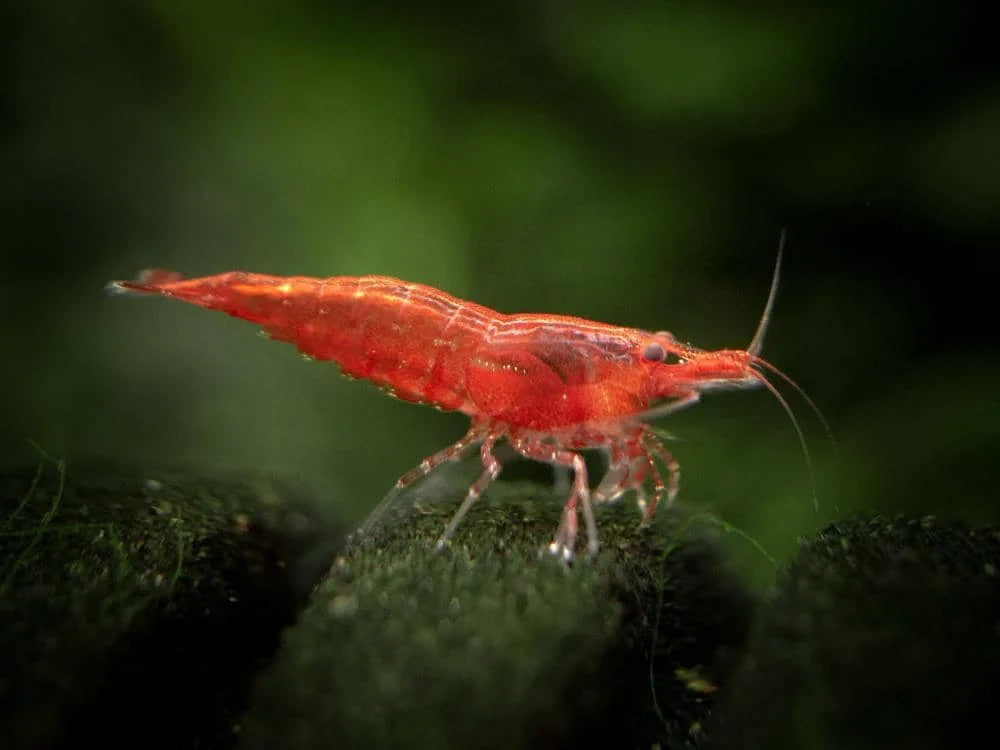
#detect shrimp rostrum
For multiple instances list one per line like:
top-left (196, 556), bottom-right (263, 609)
top-left (108, 244), bottom-right (822, 560)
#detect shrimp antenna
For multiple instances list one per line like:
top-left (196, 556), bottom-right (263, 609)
top-left (747, 229), bottom-right (785, 357)
top-left (752, 370), bottom-right (820, 510)
top-left (752, 356), bottom-right (838, 450)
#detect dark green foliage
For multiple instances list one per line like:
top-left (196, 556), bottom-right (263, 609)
top-left (708, 515), bottom-right (1000, 749)
top-left (0, 455), bottom-right (343, 749)
top-left (239, 483), bottom-right (755, 750)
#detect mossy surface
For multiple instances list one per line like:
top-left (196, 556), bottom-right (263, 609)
top-left (239, 483), bottom-right (755, 750)
top-left (708, 515), bottom-right (1000, 749)
top-left (0, 454), bottom-right (344, 750)
top-left (12, 453), bottom-right (994, 749)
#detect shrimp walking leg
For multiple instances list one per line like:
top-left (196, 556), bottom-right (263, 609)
top-left (590, 428), bottom-right (657, 512)
top-left (641, 430), bottom-right (679, 524)
top-left (435, 433), bottom-right (503, 550)
top-left (592, 459), bottom-right (630, 504)
top-left (395, 424), bottom-right (486, 489)
top-left (355, 425), bottom-right (487, 540)
top-left (511, 436), bottom-right (595, 560)
top-left (594, 436), bottom-right (650, 502)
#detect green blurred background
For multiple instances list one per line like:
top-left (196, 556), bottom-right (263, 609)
top-left (2, 1), bottom-right (997, 582)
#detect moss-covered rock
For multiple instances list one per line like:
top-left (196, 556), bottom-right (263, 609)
top-left (240, 483), bottom-right (755, 750)
top-left (708, 515), bottom-right (1000, 749)
top-left (0, 454), bottom-right (343, 750)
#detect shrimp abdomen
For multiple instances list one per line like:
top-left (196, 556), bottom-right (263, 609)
top-left (109, 272), bottom-right (498, 412)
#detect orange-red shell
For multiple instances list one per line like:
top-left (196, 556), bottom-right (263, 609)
top-left (113, 272), bottom-right (674, 433)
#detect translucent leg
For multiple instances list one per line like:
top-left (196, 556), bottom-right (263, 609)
top-left (395, 424), bottom-right (485, 489)
top-left (435, 433), bottom-right (502, 550)
top-left (593, 428), bottom-right (652, 508)
top-left (593, 458), bottom-right (629, 503)
top-left (511, 436), bottom-right (595, 560)
top-left (591, 426), bottom-right (679, 524)
top-left (354, 424), bottom-right (484, 541)
top-left (641, 429), bottom-right (679, 524)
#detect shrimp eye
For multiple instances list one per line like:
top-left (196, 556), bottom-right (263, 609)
top-left (642, 342), bottom-right (666, 362)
